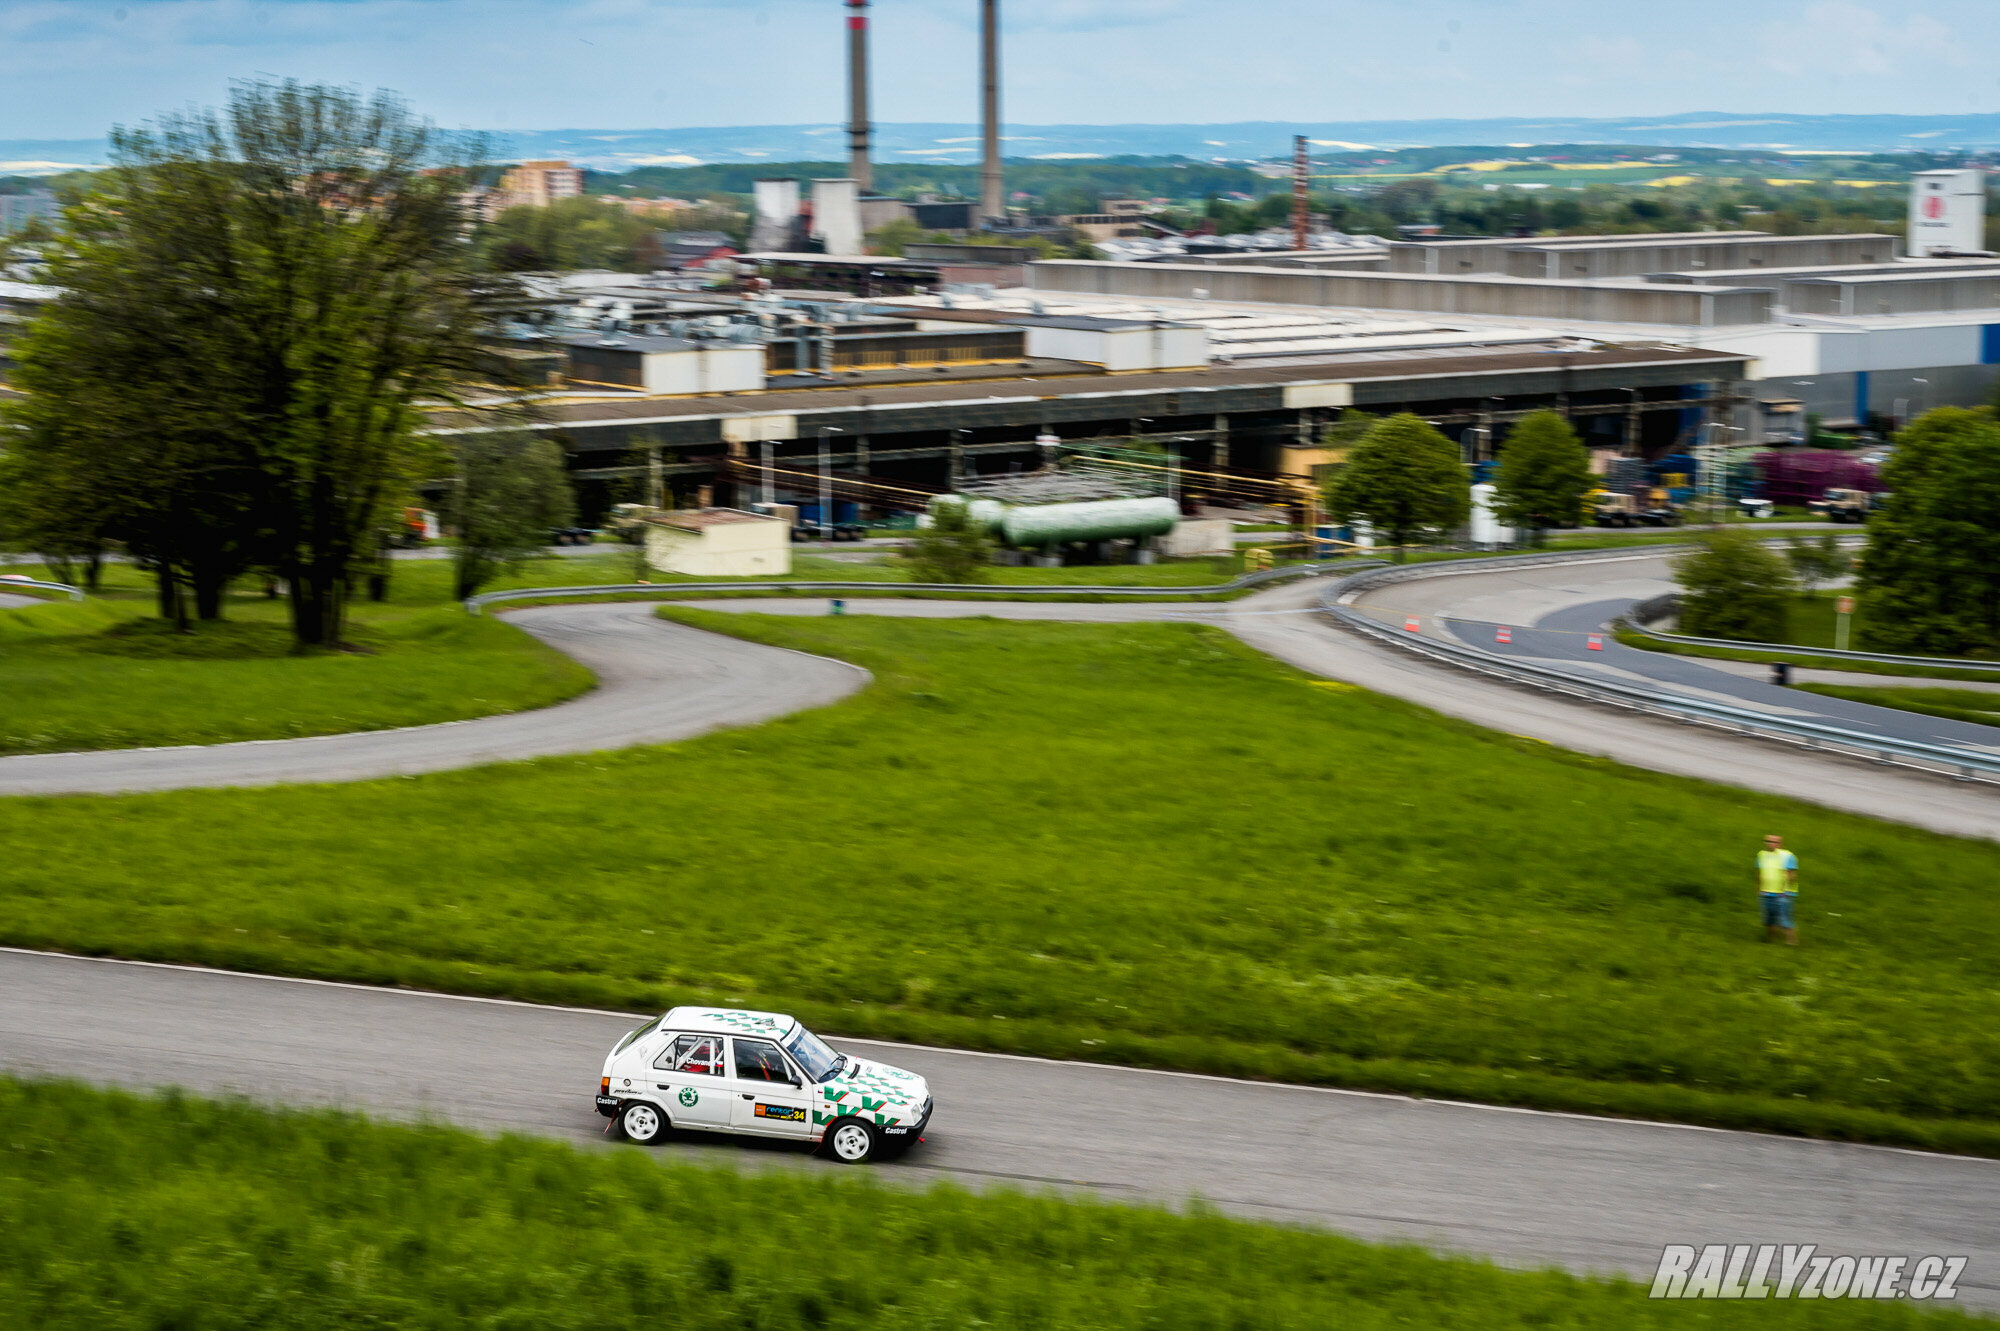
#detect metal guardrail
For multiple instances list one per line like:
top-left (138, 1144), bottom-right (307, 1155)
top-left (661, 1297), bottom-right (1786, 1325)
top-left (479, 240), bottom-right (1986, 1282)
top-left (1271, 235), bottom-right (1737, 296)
top-left (1619, 612), bottom-right (2000, 675)
top-left (464, 558), bottom-right (1369, 615)
top-left (1319, 555), bottom-right (2000, 786)
top-left (0, 578), bottom-right (85, 602)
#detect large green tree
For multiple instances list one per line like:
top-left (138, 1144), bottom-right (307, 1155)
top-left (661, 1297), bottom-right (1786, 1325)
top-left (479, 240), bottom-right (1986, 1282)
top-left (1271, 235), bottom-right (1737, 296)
top-left (1673, 527), bottom-right (1796, 641)
top-left (1856, 406), bottom-right (2000, 656)
top-left (445, 430), bottom-right (577, 601)
top-left (480, 196), bottom-right (659, 272)
top-left (1322, 413), bottom-right (1469, 561)
top-left (1490, 410), bottom-right (1592, 546)
top-left (9, 81), bottom-right (514, 647)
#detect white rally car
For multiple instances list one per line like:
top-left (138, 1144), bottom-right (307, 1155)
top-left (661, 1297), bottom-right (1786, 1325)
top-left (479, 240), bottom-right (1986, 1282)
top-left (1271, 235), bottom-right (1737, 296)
top-left (595, 1006), bottom-right (933, 1164)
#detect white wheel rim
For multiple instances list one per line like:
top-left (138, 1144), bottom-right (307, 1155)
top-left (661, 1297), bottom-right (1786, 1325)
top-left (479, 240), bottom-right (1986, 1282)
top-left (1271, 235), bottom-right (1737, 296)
top-left (833, 1123), bottom-right (871, 1160)
top-left (624, 1105), bottom-right (661, 1141)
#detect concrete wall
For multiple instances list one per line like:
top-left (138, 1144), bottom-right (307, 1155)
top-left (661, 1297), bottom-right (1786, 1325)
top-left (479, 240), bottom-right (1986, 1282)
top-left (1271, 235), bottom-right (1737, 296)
top-left (1505, 235), bottom-right (1897, 281)
top-left (1021, 323), bottom-right (1209, 370)
top-left (644, 514), bottom-right (791, 577)
top-left (1159, 519), bottom-right (1233, 557)
top-left (640, 345), bottom-right (766, 394)
top-left (1388, 231), bottom-right (1765, 275)
top-left (1028, 260), bottom-right (1773, 326)
top-left (1784, 273), bottom-right (2000, 317)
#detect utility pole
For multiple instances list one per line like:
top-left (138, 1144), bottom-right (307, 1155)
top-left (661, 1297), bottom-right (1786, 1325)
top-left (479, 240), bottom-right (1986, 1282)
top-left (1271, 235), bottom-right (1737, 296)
top-left (980, 0), bottom-right (1004, 226)
top-left (763, 440), bottom-right (775, 508)
top-left (1291, 134), bottom-right (1310, 252)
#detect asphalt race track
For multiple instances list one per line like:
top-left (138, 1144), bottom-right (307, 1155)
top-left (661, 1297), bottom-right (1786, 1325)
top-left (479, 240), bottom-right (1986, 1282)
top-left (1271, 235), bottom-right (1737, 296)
top-left (5, 947), bottom-right (1996, 1306)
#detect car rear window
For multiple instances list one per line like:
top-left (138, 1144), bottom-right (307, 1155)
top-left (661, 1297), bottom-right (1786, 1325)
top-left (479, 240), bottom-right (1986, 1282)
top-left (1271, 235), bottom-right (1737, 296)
top-left (614, 1015), bottom-right (663, 1054)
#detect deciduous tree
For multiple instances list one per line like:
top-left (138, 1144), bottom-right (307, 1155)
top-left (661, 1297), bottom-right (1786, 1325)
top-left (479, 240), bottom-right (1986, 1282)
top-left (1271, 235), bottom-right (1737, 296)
top-left (1673, 527), bottom-right (1796, 641)
top-left (1322, 413), bottom-right (1469, 562)
top-left (445, 430), bottom-right (576, 601)
top-left (10, 80), bottom-right (515, 647)
top-left (1490, 410), bottom-right (1592, 547)
top-left (1856, 407), bottom-right (2000, 655)
top-left (904, 501), bottom-right (991, 583)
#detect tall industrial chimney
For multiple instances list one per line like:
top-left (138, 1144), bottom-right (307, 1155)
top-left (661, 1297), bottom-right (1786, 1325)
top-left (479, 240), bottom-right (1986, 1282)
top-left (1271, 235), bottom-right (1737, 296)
top-left (1291, 135), bottom-right (1310, 252)
top-left (980, 0), bottom-right (1004, 226)
top-left (846, 0), bottom-right (872, 191)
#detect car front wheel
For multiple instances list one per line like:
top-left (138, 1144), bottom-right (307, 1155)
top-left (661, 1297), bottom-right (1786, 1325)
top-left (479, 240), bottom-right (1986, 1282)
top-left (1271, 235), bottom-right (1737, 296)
top-left (620, 1101), bottom-right (668, 1145)
top-left (827, 1119), bottom-right (878, 1164)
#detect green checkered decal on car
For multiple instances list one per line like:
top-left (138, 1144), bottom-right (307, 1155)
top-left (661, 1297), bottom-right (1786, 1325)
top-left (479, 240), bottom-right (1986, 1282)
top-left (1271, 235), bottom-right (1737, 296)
top-left (693, 1010), bottom-right (786, 1035)
top-left (815, 1059), bottom-right (923, 1128)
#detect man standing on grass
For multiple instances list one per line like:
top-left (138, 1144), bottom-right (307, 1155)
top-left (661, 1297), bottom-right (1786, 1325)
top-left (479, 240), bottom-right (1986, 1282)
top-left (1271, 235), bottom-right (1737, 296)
top-left (1757, 834), bottom-right (1799, 945)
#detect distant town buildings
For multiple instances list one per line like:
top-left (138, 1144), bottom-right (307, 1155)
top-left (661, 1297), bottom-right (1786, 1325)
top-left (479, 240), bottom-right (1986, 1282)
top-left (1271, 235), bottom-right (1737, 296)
top-left (639, 230), bottom-right (739, 273)
top-left (608, 197), bottom-right (697, 218)
top-left (499, 160), bottom-right (585, 210)
top-left (0, 191), bottom-right (59, 234)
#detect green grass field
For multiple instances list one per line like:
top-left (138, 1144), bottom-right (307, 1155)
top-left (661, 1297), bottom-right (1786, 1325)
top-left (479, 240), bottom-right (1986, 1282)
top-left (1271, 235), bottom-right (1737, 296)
top-left (0, 1079), bottom-right (1978, 1330)
top-left (5, 610), bottom-right (2000, 1152)
top-left (0, 576), bottom-right (594, 754)
top-left (1798, 683), bottom-right (2000, 728)
top-left (0, 550), bottom-right (1270, 753)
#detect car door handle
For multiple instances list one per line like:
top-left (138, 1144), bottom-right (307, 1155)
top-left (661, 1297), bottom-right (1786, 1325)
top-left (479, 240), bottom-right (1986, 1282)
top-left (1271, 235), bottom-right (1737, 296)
top-left (742, 1093), bottom-right (755, 1100)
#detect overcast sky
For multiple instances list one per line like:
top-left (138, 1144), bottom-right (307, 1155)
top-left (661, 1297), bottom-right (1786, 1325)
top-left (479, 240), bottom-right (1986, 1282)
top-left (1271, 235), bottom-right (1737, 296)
top-left (3, 0), bottom-right (1997, 139)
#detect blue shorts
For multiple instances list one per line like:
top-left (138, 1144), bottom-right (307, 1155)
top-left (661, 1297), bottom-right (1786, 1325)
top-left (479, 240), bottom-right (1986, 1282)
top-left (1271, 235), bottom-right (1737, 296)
top-left (1761, 893), bottom-right (1795, 928)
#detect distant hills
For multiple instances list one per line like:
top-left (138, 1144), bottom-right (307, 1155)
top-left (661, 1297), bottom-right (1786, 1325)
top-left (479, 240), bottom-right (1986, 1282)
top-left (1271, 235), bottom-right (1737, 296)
top-left (8, 112), bottom-right (1999, 176)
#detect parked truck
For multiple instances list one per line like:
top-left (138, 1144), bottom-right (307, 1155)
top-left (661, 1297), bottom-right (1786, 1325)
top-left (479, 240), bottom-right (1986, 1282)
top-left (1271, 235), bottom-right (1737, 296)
top-left (1590, 488), bottom-right (1679, 528)
top-left (1810, 487), bottom-right (1879, 524)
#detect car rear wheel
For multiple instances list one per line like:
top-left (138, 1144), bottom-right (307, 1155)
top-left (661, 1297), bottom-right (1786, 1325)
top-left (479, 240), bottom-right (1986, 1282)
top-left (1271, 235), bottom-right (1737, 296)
top-left (827, 1119), bottom-right (878, 1163)
top-left (620, 1101), bottom-right (668, 1144)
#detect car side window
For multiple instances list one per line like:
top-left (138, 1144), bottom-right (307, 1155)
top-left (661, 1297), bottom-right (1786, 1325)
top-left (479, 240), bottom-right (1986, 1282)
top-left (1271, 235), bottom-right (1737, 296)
top-left (733, 1037), bottom-right (797, 1085)
top-left (654, 1033), bottom-right (725, 1076)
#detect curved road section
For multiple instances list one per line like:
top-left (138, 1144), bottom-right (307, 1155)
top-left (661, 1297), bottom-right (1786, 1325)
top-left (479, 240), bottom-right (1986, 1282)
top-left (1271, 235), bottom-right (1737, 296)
top-left (0, 601), bottom-right (867, 796)
top-left (1354, 551), bottom-right (2000, 754)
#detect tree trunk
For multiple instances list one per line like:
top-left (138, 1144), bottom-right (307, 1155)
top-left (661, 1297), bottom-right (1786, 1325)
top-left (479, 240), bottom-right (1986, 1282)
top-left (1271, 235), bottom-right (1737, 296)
top-left (82, 547), bottom-right (103, 592)
top-left (155, 562), bottom-right (191, 632)
top-left (288, 562), bottom-right (346, 649)
top-left (192, 563), bottom-right (228, 620)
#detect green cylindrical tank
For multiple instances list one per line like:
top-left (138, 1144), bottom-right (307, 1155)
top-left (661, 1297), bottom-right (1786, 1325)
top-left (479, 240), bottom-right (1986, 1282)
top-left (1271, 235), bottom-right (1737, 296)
top-left (928, 494), bottom-right (1008, 535)
top-left (1000, 497), bottom-right (1180, 549)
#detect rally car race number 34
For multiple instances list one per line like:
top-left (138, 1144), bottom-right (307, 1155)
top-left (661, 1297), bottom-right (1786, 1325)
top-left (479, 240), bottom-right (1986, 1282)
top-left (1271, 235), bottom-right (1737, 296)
top-left (596, 1006), bottom-right (934, 1165)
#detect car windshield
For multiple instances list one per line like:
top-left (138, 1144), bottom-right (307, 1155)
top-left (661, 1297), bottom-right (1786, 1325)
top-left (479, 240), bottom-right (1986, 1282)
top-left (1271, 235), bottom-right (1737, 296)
top-left (781, 1025), bottom-right (845, 1082)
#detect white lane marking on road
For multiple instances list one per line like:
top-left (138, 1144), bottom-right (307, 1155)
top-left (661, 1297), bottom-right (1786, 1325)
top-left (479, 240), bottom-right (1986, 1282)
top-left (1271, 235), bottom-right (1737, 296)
top-left (6, 945), bottom-right (1997, 1168)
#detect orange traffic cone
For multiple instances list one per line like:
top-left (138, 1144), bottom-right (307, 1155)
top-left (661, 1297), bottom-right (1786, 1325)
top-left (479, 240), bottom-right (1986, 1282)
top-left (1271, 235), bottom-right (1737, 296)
top-left (1404, 616), bottom-right (1420, 632)
top-left (1586, 634), bottom-right (1604, 651)
top-left (1496, 626), bottom-right (1512, 644)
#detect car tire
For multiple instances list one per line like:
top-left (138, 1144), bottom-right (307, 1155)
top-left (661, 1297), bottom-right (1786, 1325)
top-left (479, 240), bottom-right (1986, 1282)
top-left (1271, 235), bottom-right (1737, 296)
top-left (826, 1118), bottom-right (878, 1164)
top-left (619, 1100), bottom-right (669, 1145)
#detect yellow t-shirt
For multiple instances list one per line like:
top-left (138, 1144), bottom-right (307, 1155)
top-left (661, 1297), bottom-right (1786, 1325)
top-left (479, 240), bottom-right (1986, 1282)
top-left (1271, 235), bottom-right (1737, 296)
top-left (1757, 848), bottom-right (1798, 895)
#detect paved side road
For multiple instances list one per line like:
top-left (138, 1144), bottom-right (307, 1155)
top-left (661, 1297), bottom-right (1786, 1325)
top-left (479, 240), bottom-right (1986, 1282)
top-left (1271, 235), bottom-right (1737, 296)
top-left (1221, 579), bottom-right (2000, 841)
top-left (7, 581), bottom-right (1996, 836)
top-left (2, 949), bottom-right (1993, 1305)
top-left (0, 601), bottom-right (867, 796)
